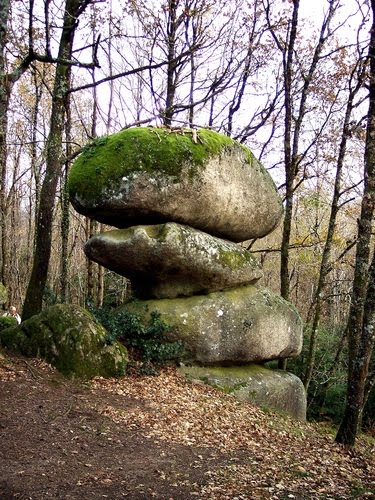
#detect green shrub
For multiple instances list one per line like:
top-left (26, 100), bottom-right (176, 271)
top-left (43, 286), bottom-right (57, 307)
top-left (89, 305), bottom-right (183, 371)
top-left (282, 323), bottom-right (348, 423)
top-left (0, 315), bottom-right (17, 332)
top-left (316, 383), bottom-right (347, 424)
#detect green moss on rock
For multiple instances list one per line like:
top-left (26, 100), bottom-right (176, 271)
top-left (217, 247), bottom-right (254, 268)
top-left (68, 127), bottom-right (238, 203)
top-left (0, 304), bottom-right (128, 379)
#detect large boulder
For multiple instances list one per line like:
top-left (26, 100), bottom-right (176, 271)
top-left (122, 285), bottom-right (303, 364)
top-left (179, 364), bottom-right (307, 420)
top-left (68, 127), bottom-right (283, 242)
top-left (85, 223), bottom-right (263, 299)
top-left (0, 304), bottom-right (128, 379)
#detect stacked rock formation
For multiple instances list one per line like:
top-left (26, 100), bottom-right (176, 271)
top-left (69, 126), bottom-right (306, 419)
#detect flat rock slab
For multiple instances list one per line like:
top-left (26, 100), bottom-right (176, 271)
top-left (85, 223), bottom-right (263, 299)
top-left (178, 364), bottom-right (307, 420)
top-left (69, 127), bottom-right (283, 242)
top-left (122, 285), bottom-right (303, 364)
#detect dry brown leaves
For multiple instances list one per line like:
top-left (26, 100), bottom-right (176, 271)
top-left (1, 355), bottom-right (374, 499)
top-left (91, 368), bottom-right (375, 499)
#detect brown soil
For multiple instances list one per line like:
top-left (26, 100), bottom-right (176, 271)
top-left (0, 353), bottom-right (374, 500)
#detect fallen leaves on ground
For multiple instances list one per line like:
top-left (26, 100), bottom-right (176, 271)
top-left (91, 367), bottom-right (375, 499)
top-left (1, 355), bottom-right (374, 499)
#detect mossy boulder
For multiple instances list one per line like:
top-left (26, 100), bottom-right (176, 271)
top-left (121, 285), bottom-right (303, 364)
top-left (85, 223), bottom-right (263, 299)
top-left (0, 304), bottom-right (128, 379)
top-left (179, 364), bottom-right (306, 420)
top-left (68, 127), bottom-right (283, 242)
top-left (0, 283), bottom-right (7, 305)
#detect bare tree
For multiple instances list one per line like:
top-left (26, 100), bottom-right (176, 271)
top-left (265, 0), bottom-right (342, 305)
top-left (0, 0), bottom-right (39, 287)
top-left (23, 0), bottom-right (99, 320)
top-left (336, 0), bottom-right (375, 446)
top-left (303, 50), bottom-right (368, 391)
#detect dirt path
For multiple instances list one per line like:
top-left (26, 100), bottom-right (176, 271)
top-left (0, 354), bottom-right (374, 499)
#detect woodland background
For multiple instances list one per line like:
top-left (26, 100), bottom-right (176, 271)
top-left (0, 0), bottom-right (374, 446)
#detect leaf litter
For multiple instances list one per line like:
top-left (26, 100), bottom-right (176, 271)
top-left (91, 367), bottom-right (374, 499)
top-left (0, 355), bottom-right (374, 499)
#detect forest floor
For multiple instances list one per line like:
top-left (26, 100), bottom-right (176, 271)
top-left (0, 353), bottom-right (374, 500)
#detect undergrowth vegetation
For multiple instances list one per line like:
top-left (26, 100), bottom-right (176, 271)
top-left (0, 316), bottom-right (17, 332)
top-left (89, 304), bottom-right (183, 374)
top-left (284, 324), bottom-right (375, 435)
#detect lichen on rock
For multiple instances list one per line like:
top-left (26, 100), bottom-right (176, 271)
top-left (84, 223), bottom-right (263, 299)
top-left (121, 285), bottom-right (303, 365)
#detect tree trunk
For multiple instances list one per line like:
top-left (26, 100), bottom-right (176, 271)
top-left (336, 250), bottom-right (375, 446)
top-left (164, 0), bottom-right (179, 126)
top-left (22, 0), bottom-right (91, 320)
top-left (30, 69), bottom-right (43, 253)
top-left (97, 262), bottom-right (104, 308)
top-left (336, 0), bottom-right (375, 446)
top-left (279, 0), bottom-right (300, 302)
top-left (0, 0), bottom-right (11, 286)
top-left (60, 101), bottom-right (71, 303)
top-left (86, 218), bottom-right (96, 306)
top-left (265, 0), bottom-right (340, 370)
top-left (303, 63), bottom-right (365, 391)
top-left (0, 0), bottom-right (42, 287)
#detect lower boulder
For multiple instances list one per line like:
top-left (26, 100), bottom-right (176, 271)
top-left (122, 285), bottom-right (302, 364)
top-left (179, 364), bottom-right (307, 420)
top-left (0, 303), bottom-right (128, 379)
